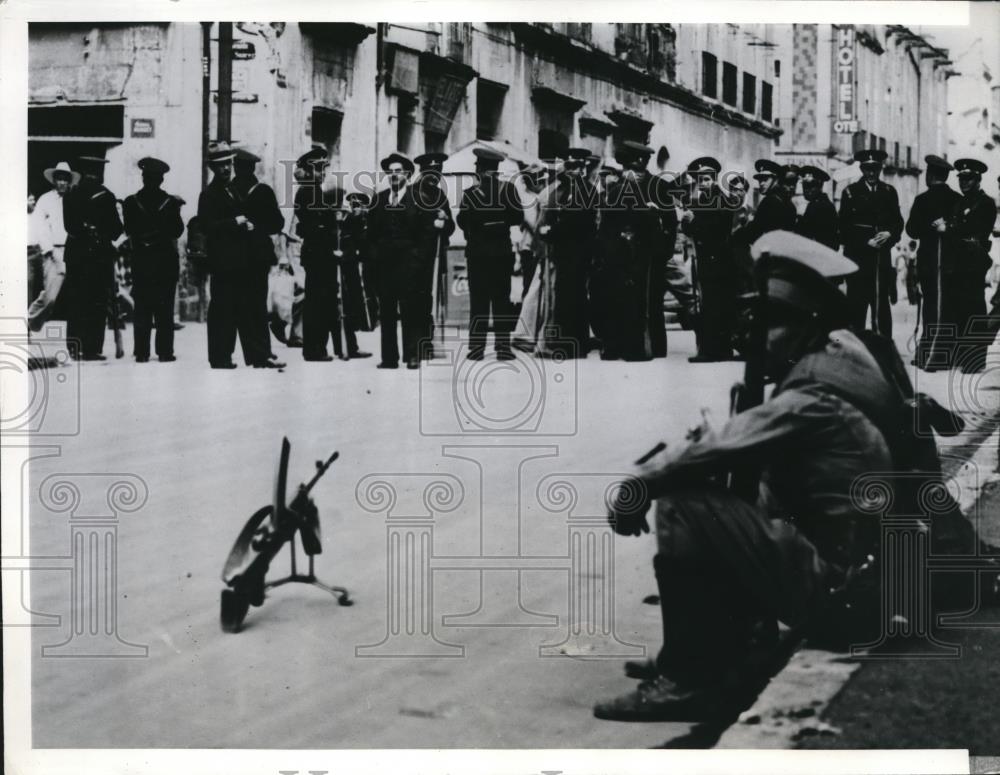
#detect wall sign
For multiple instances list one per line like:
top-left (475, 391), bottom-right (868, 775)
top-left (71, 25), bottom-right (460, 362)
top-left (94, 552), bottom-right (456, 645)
top-left (130, 118), bottom-right (155, 138)
top-left (834, 26), bottom-right (858, 134)
top-left (232, 40), bottom-right (256, 60)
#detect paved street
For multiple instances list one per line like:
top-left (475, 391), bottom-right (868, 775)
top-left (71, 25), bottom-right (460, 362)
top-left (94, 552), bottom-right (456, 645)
top-left (20, 299), bottom-right (1000, 749)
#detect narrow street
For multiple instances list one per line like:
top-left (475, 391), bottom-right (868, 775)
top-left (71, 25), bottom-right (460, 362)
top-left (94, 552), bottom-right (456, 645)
top-left (22, 298), bottom-right (1000, 749)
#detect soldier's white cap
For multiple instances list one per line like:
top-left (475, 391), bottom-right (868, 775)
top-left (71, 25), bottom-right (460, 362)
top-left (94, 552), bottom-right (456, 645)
top-left (751, 230), bottom-right (856, 321)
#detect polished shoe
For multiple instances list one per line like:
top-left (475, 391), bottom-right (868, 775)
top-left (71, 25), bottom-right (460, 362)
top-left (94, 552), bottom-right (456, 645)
top-left (688, 354), bottom-right (726, 363)
top-left (82, 353), bottom-right (107, 361)
top-left (287, 337), bottom-right (304, 349)
top-left (254, 359), bottom-right (286, 369)
top-left (158, 355), bottom-right (177, 363)
top-left (377, 361), bottom-right (399, 369)
top-left (348, 350), bottom-right (373, 359)
top-left (466, 351), bottom-right (485, 361)
top-left (496, 350), bottom-right (516, 361)
top-left (406, 358), bottom-right (420, 370)
top-left (210, 361), bottom-right (238, 369)
top-left (135, 356), bottom-right (150, 363)
top-left (624, 658), bottom-right (659, 681)
top-left (593, 676), bottom-right (739, 723)
top-left (304, 353), bottom-right (335, 362)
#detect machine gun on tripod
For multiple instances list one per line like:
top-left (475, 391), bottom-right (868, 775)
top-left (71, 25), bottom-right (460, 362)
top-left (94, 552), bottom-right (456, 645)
top-left (220, 437), bottom-right (352, 633)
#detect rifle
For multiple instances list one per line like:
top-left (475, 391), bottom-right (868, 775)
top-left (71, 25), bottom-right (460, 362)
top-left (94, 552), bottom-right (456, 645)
top-left (726, 257), bottom-right (769, 500)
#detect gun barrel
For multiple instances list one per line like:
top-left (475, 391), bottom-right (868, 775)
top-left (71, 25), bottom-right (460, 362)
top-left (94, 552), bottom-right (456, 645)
top-left (301, 450), bottom-right (340, 496)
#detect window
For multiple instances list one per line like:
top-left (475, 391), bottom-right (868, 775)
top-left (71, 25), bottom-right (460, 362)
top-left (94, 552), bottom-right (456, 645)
top-left (446, 22), bottom-right (472, 63)
top-left (538, 129), bottom-right (569, 161)
top-left (722, 62), bottom-right (737, 106)
top-left (565, 23), bottom-right (592, 42)
top-left (852, 131), bottom-right (867, 155)
top-left (894, 141), bottom-right (900, 167)
top-left (906, 145), bottom-right (912, 169)
top-left (761, 81), bottom-right (773, 122)
top-left (775, 60), bottom-right (781, 78)
top-left (396, 94), bottom-right (418, 156)
top-left (311, 107), bottom-right (343, 159)
top-left (476, 80), bottom-right (506, 141)
top-left (743, 73), bottom-right (757, 114)
top-left (869, 133), bottom-right (879, 150)
top-left (702, 52), bottom-right (718, 98)
top-left (879, 136), bottom-right (887, 153)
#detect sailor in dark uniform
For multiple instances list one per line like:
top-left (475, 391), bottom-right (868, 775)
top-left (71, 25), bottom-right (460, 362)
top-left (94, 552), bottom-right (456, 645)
top-left (795, 165), bottom-right (839, 250)
top-left (231, 147), bottom-right (286, 368)
top-left (412, 152), bottom-right (456, 360)
top-left (838, 149), bottom-right (904, 337)
top-left (738, 159), bottom-right (799, 246)
top-left (62, 155), bottom-right (124, 360)
top-left (680, 156), bottom-right (738, 362)
top-left (122, 157), bottom-right (184, 362)
top-left (457, 147), bottom-right (524, 360)
top-left (904, 155), bottom-right (962, 370)
top-left (294, 147), bottom-right (348, 361)
top-left (949, 158), bottom-right (998, 373)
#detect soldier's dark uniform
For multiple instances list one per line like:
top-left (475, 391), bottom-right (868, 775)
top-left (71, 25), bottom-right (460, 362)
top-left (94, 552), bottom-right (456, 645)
top-left (412, 153), bottom-right (456, 360)
top-left (794, 165), bottom-right (840, 250)
top-left (457, 147), bottom-right (524, 359)
top-left (682, 157), bottom-right (737, 362)
top-left (904, 155), bottom-right (962, 370)
top-left (197, 144), bottom-right (266, 368)
top-left (62, 156), bottom-right (123, 360)
top-left (596, 233), bottom-right (891, 722)
top-left (949, 158), bottom-right (998, 373)
top-left (231, 148), bottom-right (285, 366)
top-left (367, 152), bottom-right (424, 368)
top-left (597, 142), bottom-right (675, 361)
top-left (838, 149), bottom-right (904, 337)
top-left (742, 161), bottom-right (799, 243)
top-left (122, 157), bottom-right (184, 362)
top-left (294, 149), bottom-right (352, 361)
top-left (342, 193), bottom-right (376, 335)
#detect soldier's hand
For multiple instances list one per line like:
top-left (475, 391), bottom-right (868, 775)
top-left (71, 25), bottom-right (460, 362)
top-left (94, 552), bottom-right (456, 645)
top-left (681, 209), bottom-right (694, 223)
top-left (607, 476), bottom-right (651, 537)
top-left (245, 222), bottom-right (255, 232)
top-left (235, 215), bottom-right (248, 226)
top-left (434, 218), bottom-right (445, 229)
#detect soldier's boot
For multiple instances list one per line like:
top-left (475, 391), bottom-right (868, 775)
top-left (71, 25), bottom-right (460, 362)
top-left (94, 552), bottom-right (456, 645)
top-left (596, 554), bottom-right (761, 723)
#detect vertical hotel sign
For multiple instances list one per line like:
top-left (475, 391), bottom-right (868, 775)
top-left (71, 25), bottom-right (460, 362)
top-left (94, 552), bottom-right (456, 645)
top-left (834, 25), bottom-right (858, 134)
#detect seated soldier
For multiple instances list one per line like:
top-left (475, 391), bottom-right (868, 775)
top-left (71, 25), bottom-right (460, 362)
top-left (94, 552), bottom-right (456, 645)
top-left (595, 230), bottom-right (998, 724)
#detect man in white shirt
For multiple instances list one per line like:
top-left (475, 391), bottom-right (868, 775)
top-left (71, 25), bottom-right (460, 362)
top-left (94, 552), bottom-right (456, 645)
top-left (28, 161), bottom-right (78, 331)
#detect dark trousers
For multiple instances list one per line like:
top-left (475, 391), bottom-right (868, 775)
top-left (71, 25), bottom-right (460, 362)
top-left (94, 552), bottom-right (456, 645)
top-left (694, 261), bottom-right (736, 359)
top-left (376, 240), bottom-right (420, 365)
top-left (520, 249), bottom-right (537, 300)
top-left (953, 270), bottom-right (990, 371)
top-left (133, 273), bottom-right (177, 359)
top-left (468, 255), bottom-right (513, 355)
top-left (414, 243), bottom-right (438, 359)
top-left (207, 271), bottom-right (270, 366)
top-left (647, 253), bottom-right (667, 358)
top-left (64, 253), bottom-right (112, 359)
top-left (652, 487), bottom-right (829, 682)
top-left (303, 263), bottom-right (356, 357)
top-left (846, 251), bottom-right (893, 338)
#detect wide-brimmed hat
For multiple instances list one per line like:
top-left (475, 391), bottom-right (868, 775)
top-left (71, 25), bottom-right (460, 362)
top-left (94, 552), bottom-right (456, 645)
top-left (753, 159), bottom-right (782, 179)
top-left (76, 156), bottom-right (109, 175)
top-left (380, 152), bottom-right (415, 173)
top-left (923, 155), bottom-right (952, 174)
top-left (43, 161), bottom-right (80, 186)
top-left (232, 147), bottom-right (262, 165)
top-left (207, 141), bottom-right (236, 164)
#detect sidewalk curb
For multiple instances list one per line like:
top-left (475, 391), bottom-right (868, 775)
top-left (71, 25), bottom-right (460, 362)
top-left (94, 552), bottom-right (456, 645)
top-left (715, 413), bottom-right (1000, 750)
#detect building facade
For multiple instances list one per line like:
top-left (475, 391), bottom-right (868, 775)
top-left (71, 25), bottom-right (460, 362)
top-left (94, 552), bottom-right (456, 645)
top-left (774, 23), bottom-right (953, 213)
top-left (29, 21), bottom-right (787, 220)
